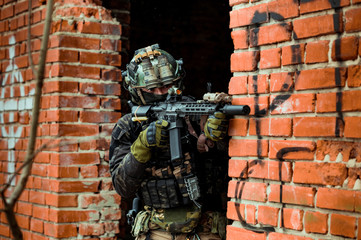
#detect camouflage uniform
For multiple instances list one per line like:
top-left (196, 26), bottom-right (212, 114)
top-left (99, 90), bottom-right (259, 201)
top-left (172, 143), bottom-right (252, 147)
top-left (109, 102), bottom-right (228, 239)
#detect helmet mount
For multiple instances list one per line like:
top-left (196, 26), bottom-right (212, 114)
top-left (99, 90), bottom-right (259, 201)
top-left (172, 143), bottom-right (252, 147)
top-left (122, 44), bottom-right (184, 105)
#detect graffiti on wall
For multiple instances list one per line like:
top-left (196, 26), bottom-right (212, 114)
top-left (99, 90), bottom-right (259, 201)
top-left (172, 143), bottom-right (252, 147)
top-left (232, 0), bottom-right (346, 233)
top-left (0, 36), bottom-right (34, 185)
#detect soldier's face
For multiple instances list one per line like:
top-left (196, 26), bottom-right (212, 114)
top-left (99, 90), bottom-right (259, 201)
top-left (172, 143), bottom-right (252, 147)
top-left (141, 84), bottom-right (172, 95)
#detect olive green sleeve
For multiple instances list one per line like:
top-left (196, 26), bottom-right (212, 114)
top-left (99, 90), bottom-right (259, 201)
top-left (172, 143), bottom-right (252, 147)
top-left (109, 114), bottom-right (146, 199)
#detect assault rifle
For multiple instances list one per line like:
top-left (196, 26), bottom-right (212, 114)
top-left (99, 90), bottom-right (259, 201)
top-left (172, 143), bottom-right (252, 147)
top-left (130, 90), bottom-right (250, 164)
top-left (129, 89), bottom-right (250, 209)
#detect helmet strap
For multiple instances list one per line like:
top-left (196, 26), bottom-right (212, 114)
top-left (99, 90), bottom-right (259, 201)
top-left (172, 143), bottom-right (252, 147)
top-left (136, 88), bottom-right (147, 105)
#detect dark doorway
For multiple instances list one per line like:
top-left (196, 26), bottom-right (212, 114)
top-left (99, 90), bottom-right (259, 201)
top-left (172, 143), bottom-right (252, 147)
top-left (128, 0), bottom-right (233, 99)
top-left (102, 1), bottom-right (233, 239)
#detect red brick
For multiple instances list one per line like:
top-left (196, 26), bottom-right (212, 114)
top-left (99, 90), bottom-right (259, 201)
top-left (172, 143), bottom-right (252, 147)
top-left (282, 208), bottom-right (303, 230)
top-left (49, 180), bottom-right (99, 193)
top-left (269, 140), bottom-right (315, 160)
top-left (15, 0), bottom-right (28, 14)
top-left (1, 5), bottom-right (14, 20)
top-left (228, 118), bottom-right (248, 137)
top-left (345, 7), bottom-right (361, 32)
top-left (79, 223), bottom-right (105, 236)
top-left (317, 90), bottom-right (361, 112)
top-left (51, 35), bottom-right (100, 50)
top-left (80, 52), bottom-right (121, 66)
top-left (249, 118), bottom-right (292, 137)
top-left (78, 21), bottom-right (121, 35)
top-left (232, 96), bottom-right (269, 116)
top-left (32, 205), bottom-right (49, 221)
top-left (101, 98), bottom-right (121, 110)
top-left (16, 215), bottom-right (30, 229)
top-left (294, 117), bottom-right (342, 137)
top-left (228, 180), bottom-right (267, 202)
top-left (270, 72), bottom-right (294, 92)
top-left (316, 188), bottom-right (355, 211)
top-left (258, 205), bottom-right (279, 226)
top-left (229, 3), bottom-right (268, 28)
top-left (268, 0), bottom-right (299, 20)
top-left (80, 165), bottom-right (98, 178)
top-left (269, 184), bottom-right (315, 206)
top-left (227, 202), bottom-right (245, 221)
top-left (269, 232), bottom-right (313, 240)
top-left (348, 65), bottom-right (361, 87)
top-left (248, 159), bottom-right (292, 181)
top-left (260, 48), bottom-right (281, 69)
top-left (250, 23), bottom-right (292, 46)
top-left (282, 44), bottom-right (305, 66)
top-left (50, 64), bottom-right (101, 79)
top-left (0, 224), bottom-right (10, 238)
top-left (294, 162), bottom-right (347, 186)
top-left (304, 211), bottom-right (328, 234)
top-left (102, 68), bottom-right (122, 81)
top-left (80, 111), bottom-right (121, 123)
top-left (44, 223), bottom-right (77, 238)
top-left (50, 124), bottom-right (99, 137)
top-left (45, 49), bottom-right (78, 63)
top-left (344, 117), bottom-right (361, 138)
top-left (231, 51), bottom-right (259, 72)
top-left (101, 207), bottom-right (122, 220)
top-left (30, 218), bottom-right (44, 233)
top-left (55, 6), bottom-right (99, 18)
top-left (293, 13), bottom-right (343, 39)
top-left (79, 193), bottom-right (120, 208)
top-left (14, 55), bottom-right (28, 68)
top-left (16, 201), bottom-right (32, 216)
top-left (246, 204), bottom-right (257, 224)
top-left (42, 81), bottom-right (78, 94)
top-left (231, 30), bottom-right (248, 49)
top-left (295, 67), bottom-right (346, 90)
top-left (101, 39), bottom-right (122, 51)
top-left (248, 74), bottom-right (269, 94)
top-left (270, 93), bottom-right (315, 114)
top-left (229, 0), bottom-right (248, 6)
top-left (45, 193), bottom-right (78, 207)
top-left (29, 190), bottom-right (45, 204)
top-left (229, 139), bottom-right (268, 157)
top-left (332, 36), bottom-right (359, 61)
top-left (39, 110), bottom-right (78, 123)
top-left (300, 0), bottom-right (350, 14)
top-left (80, 82), bottom-right (121, 95)
top-left (51, 152), bottom-right (100, 165)
top-left (49, 209), bottom-right (99, 223)
top-left (48, 165), bottom-right (78, 178)
top-left (330, 214), bottom-right (356, 238)
top-left (228, 159), bottom-right (248, 178)
top-left (316, 140), bottom-right (361, 162)
top-left (57, 96), bottom-right (100, 108)
top-left (227, 225), bottom-right (266, 240)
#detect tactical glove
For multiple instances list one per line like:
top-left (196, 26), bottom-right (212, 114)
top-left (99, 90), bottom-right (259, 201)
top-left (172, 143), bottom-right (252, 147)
top-left (204, 112), bottom-right (228, 141)
top-left (131, 120), bottom-right (169, 163)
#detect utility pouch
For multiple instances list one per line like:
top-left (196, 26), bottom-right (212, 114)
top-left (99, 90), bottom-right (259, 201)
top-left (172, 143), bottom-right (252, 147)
top-left (131, 210), bottom-right (151, 237)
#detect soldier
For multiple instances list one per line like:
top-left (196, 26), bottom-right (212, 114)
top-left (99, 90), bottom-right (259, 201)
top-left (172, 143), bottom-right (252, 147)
top-left (109, 44), bottom-right (229, 240)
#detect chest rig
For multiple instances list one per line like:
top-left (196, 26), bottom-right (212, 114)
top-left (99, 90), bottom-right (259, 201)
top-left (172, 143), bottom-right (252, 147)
top-left (138, 117), bottom-right (202, 209)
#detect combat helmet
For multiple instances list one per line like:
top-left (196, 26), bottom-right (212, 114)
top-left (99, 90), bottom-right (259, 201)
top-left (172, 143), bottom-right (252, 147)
top-left (122, 44), bottom-right (185, 105)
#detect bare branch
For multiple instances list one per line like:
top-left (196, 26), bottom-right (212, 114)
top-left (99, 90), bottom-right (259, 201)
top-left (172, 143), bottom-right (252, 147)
top-left (1, 0), bottom-right (55, 238)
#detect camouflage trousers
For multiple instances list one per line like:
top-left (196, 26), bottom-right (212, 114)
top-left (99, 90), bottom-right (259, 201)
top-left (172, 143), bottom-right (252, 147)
top-left (135, 229), bottom-right (221, 240)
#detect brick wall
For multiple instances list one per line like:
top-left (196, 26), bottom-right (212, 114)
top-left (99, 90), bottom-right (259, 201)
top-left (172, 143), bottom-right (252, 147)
top-left (228, 0), bottom-right (361, 239)
top-left (0, 0), bottom-right (123, 239)
top-left (2, 0), bottom-right (361, 239)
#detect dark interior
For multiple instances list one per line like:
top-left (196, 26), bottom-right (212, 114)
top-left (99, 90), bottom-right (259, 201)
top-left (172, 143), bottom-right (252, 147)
top-left (102, 1), bottom-right (233, 238)
top-left (128, 0), bottom-right (233, 100)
